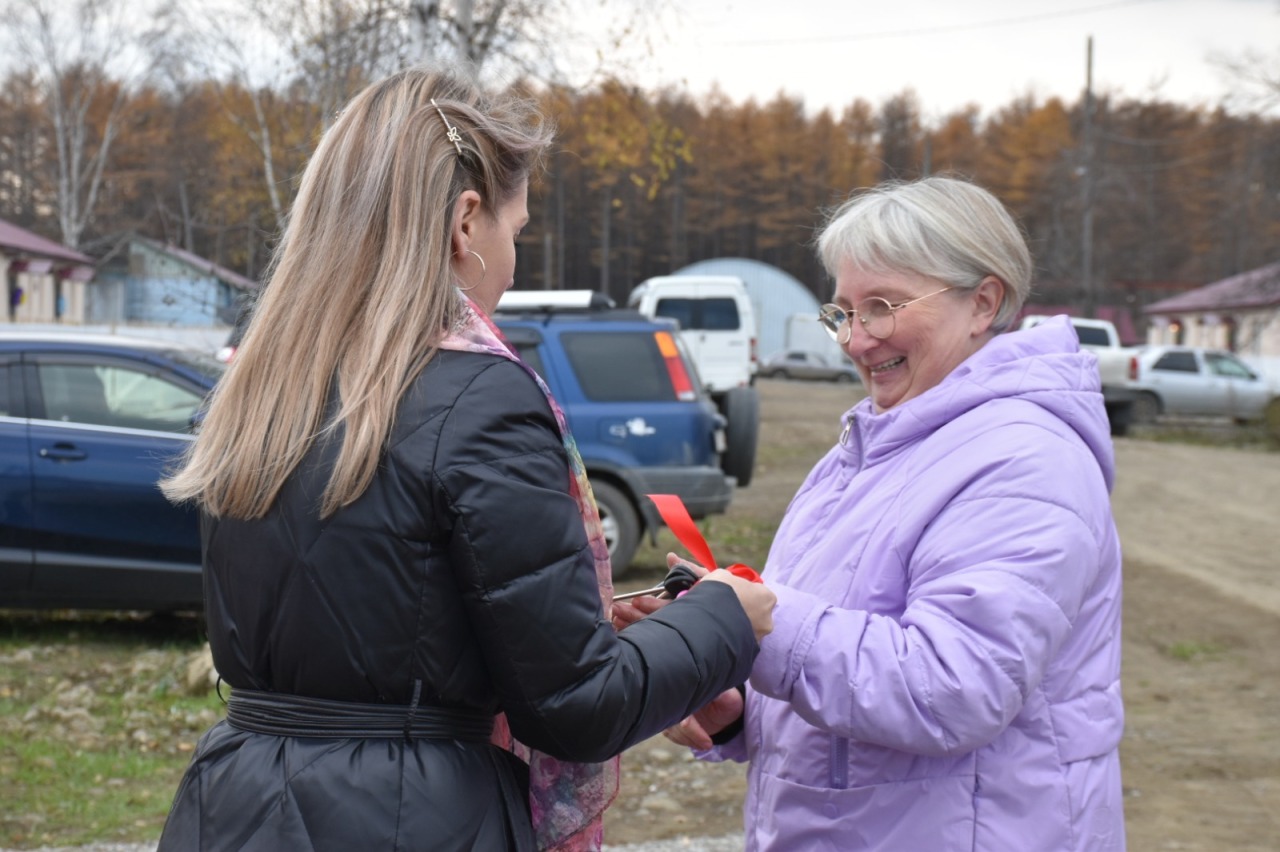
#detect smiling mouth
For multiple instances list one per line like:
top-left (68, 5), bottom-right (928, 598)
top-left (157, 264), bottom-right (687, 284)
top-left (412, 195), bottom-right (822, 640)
top-left (869, 356), bottom-right (905, 375)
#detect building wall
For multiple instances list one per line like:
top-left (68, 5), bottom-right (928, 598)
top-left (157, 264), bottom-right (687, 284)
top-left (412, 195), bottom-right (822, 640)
top-left (124, 242), bottom-right (238, 326)
top-left (7, 270), bottom-right (87, 323)
top-left (126, 275), bottom-right (227, 325)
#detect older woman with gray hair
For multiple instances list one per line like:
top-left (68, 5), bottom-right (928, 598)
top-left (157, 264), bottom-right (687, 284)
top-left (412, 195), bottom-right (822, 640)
top-left (619, 175), bottom-right (1126, 850)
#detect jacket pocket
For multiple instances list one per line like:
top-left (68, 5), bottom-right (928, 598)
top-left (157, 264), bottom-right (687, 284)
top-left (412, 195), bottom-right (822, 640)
top-left (754, 769), bottom-right (976, 851)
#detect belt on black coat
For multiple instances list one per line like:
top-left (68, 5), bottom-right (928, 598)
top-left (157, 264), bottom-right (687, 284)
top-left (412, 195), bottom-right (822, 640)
top-left (226, 686), bottom-right (494, 742)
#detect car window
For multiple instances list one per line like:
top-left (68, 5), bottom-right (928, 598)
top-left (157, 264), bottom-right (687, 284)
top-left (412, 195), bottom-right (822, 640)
top-left (1204, 352), bottom-right (1256, 379)
top-left (37, 363), bottom-right (204, 433)
top-left (1151, 351), bottom-right (1198, 373)
top-left (561, 331), bottom-right (674, 402)
top-left (511, 342), bottom-right (547, 382)
top-left (700, 298), bottom-right (741, 331)
top-left (0, 365), bottom-right (10, 416)
top-left (653, 298), bottom-right (741, 331)
top-left (653, 298), bottom-right (695, 330)
top-left (1074, 326), bottom-right (1111, 347)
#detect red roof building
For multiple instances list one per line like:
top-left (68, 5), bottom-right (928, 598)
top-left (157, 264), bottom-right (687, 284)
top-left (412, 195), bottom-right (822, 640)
top-left (0, 217), bottom-right (96, 323)
top-left (1141, 261), bottom-right (1280, 381)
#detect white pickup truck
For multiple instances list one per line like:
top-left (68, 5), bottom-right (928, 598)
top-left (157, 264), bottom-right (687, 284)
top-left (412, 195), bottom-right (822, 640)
top-left (1020, 315), bottom-right (1139, 435)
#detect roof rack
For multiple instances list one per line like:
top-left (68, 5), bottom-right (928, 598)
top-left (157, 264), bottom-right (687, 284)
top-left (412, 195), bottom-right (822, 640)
top-left (495, 289), bottom-right (615, 313)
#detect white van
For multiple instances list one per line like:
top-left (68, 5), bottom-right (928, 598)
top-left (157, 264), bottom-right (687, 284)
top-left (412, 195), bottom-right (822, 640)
top-left (627, 275), bottom-right (760, 486)
top-left (627, 275), bottom-right (757, 393)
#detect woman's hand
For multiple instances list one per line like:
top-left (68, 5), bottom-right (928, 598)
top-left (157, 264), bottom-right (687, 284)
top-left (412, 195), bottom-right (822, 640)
top-left (699, 569), bottom-right (775, 643)
top-left (610, 553), bottom-right (709, 630)
top-left (612, 553), bottom-right (775, 644)
top-left (610, 594), bottom-right (664, 630)
top-left (663, 686), bottom-right (746, 751)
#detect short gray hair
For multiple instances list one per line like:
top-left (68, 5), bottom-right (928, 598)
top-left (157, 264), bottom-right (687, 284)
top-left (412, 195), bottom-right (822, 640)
top-left (817, 176), bottom-right (1031, 333)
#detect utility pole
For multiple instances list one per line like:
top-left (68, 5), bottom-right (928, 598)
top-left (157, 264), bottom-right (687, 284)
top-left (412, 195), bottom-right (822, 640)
top-left (1080, 36), bottom-right (1096, 318)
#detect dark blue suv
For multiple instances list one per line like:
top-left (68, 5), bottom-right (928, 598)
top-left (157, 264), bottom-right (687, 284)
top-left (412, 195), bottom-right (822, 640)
top-left (495, 293), bottom-right (735, 575)
top-left (0, 333), bottom-right (223, 611)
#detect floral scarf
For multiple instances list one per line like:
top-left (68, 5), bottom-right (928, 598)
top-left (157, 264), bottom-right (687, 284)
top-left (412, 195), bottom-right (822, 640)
top-left (438, 293), bottom-right (620, 851)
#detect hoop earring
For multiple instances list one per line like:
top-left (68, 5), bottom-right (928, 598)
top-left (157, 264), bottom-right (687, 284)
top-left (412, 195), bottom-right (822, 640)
top-left (456, 249), bottom-right (486, 292)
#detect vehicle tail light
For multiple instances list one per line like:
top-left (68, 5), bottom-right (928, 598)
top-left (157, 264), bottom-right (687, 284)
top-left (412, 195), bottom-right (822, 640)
top-left (654, 331), bottom-right (697, 401)
top-left (1128, 355), bottom-right (1138, 381)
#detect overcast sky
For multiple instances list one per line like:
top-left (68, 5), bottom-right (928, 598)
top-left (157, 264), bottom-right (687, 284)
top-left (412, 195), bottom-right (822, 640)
top-left (614, 0), bottom-right (1280, 119)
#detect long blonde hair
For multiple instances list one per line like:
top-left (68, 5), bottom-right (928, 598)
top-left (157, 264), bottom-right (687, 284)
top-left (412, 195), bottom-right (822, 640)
top-left (162, 67), bottom-right (552, 519)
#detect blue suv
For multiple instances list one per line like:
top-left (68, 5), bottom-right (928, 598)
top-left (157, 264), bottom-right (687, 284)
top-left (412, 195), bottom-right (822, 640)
top-left (495, 292), bottom-right (734, 575)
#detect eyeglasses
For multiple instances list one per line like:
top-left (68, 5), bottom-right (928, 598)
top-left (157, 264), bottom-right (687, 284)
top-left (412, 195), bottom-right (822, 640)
top-left (817, 287), bottom-right (955, 344)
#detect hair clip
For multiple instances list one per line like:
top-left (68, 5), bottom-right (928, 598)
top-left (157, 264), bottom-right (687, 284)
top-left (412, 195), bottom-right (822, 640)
top-left (430, 98), bottom-right (463, 155)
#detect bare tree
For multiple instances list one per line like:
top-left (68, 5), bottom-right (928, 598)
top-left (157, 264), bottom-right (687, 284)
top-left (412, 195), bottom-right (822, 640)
top-left (1211, 47), bottom-right (1280, 114)
top-left (170, 0), bottom-right (409, 231)
top-left (4, 0), bottom-right (169, 248)
top-left (404, 0), bottom-right (664, 89)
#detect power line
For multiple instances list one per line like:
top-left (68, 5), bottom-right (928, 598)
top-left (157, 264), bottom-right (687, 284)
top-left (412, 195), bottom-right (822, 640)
top-left (725, 0), bottom-right (1163, 47)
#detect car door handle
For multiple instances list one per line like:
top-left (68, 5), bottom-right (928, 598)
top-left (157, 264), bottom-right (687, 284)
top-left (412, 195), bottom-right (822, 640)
top-left (39, 443), bottom-right (88, 461)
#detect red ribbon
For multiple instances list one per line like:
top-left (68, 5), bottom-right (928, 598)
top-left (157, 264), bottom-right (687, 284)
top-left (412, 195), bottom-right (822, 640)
top-left (646, 494), bottom-right (762, 584)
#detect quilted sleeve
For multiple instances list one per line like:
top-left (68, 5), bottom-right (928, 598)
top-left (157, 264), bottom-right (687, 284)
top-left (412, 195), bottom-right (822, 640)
top-left (434, 359), bottom-right (759, 762)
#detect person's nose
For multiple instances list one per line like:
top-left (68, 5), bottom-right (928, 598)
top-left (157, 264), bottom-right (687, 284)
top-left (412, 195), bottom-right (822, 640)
top-left (840, 317), bottom-right (878, 358)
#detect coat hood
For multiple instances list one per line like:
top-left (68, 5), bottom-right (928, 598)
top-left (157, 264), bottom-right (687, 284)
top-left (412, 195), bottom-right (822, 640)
top-left (843, 314), bottom-right (1115, 490)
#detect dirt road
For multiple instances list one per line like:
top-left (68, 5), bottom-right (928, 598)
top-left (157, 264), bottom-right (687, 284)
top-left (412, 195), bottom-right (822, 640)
top-left (605, 380), bottom-right (1280, 850)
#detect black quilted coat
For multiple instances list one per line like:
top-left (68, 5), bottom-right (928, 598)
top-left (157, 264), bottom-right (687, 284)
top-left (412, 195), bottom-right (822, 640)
top-left (157, 350), bottom-right (758, 851)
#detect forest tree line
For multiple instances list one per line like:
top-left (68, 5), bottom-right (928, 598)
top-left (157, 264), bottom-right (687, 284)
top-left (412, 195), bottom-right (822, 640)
top-left (2, 0), bottom-right (1278, 314)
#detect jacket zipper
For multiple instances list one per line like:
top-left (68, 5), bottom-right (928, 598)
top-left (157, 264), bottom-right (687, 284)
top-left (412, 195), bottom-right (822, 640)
top-left (830, 735), bottom-right (849, 789)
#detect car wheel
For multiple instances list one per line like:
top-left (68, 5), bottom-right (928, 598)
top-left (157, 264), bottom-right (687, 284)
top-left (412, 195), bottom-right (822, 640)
top-left (1106, 402), bottom-right (1131, 437)
top-left (1131, 391), bottom-right (1161, 425)
top-left (720, 386), bottom-right (760, 488)
top-left (591, 480), bottom-right (639, 580)
top-left (834, 372), bottom-right (855, 383)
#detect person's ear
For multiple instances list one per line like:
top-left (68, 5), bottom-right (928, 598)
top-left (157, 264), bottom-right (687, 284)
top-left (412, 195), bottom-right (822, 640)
top-left (450, 189), bottom-right (484, 257)
top-left (971, 275), bottom-right (1005, 335)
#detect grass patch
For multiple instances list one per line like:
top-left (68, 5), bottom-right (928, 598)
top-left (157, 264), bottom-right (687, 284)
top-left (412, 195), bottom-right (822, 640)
top-left (0, 612), bottom-right (223, 849)
top-left (1161, 639), bottom-right (1227, 662)
top-left (630, 512), bottom-right (780, 577)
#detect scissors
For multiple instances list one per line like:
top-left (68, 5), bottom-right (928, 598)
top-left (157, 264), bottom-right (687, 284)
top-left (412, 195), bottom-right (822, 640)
top-left (611, 562), bottom-right (701, 601)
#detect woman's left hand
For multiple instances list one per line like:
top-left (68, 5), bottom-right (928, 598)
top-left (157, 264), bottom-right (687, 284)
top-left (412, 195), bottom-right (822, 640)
top-left (610, 593), bottom-right (668, 630)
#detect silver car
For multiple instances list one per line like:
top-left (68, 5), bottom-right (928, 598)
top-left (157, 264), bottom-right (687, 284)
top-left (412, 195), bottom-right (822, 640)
top-left (1127, 345), bottom-right (1274, 424)
top-left (759, 349), bottom-right (860, 383)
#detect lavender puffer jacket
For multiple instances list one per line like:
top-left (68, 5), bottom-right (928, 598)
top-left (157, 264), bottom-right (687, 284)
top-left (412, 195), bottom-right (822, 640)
top-left (705, 316), bottom-right (1126, 851)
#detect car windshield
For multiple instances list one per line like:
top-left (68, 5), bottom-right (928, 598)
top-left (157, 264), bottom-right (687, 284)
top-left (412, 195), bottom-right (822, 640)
top-left (1204, 352), bottom-right (1256, 379)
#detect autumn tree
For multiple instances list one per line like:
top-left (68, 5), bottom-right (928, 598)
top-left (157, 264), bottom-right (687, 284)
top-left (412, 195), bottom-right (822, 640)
top-left (0, 71), bottom-right (52, 230)
top-left (3, 0), bottom-right (170, 248)
top-left (978, 95), bottom-right (1078, 291)
top-left (926, 105), bottom-right (983, 179)
top-left (876, 90), bottom-right (924, 181)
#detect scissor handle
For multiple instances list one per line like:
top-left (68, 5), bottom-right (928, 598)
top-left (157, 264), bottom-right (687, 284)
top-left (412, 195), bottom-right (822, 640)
top-left (659, 563), bottom-right (700, 598)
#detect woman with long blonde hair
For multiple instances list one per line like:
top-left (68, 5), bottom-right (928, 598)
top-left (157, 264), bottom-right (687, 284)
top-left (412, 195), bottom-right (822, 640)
top-left (157, 66), bottom-right (775, 851)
